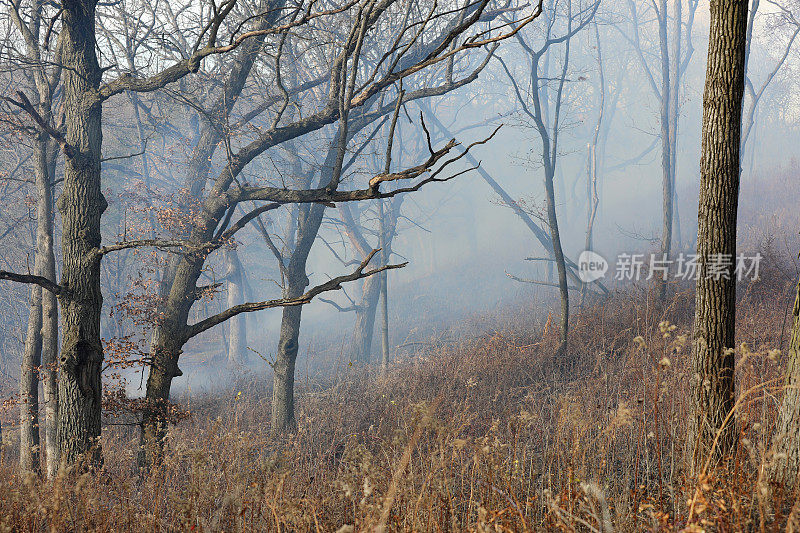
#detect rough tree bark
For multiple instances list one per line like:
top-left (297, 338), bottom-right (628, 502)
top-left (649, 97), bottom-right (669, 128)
top-left (689, 0), bottom-right (747, 473)
top-left (272, 299), bottom-right (303, 433)
top-left (56, 0), bottom-right (106, 469)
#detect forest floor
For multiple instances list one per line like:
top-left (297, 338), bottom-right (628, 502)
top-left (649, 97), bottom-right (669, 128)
top-left (0, 249), bottom-right (798, 531)
top-left (1, 173), bottom-right (799, 531)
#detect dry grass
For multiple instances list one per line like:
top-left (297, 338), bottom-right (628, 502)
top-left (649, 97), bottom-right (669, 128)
top-left (0, 245), bottom-right (798, 531)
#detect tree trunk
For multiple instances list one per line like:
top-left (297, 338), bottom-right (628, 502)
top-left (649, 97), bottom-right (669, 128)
top-left (582, 23), bottom-right (604, 308)
top-left (689, 0), bottom-right (747, 473)
top-left (668, 0), bottom-right (682, 252)
top-left (544, 164), bottom-right (570, 355)
top-left (41, 262), bottom-right (59, 478)
top-left (536, 53), bottom-right (571, 355)
top-left (377, 199), bottom-right (391, 372)
top-left (139, 2), bottom-right (290, 461)
top-left (769, 275), bottom-right (800, 489)
top-left (20, 135), bottom-right (59, 475)
top-left (657, 0), bottom-right (673, 303)
top-left (378, 273), bottom-right (389, 370)
top-left (272, 302), bottom-right (302, 434)
top-left (154, 3), bottom-right (280, 305)
top-left (224, 249), bottom-right (248, 366)
top-left (20, 282), bottom-right (42, 474)
top-left (271, 197), bottom-right (323, 435)
top-left (139, 255), bottom-right (201, 469)
top-left (36, 138), bottom-right (59, 478)
top-left (351, 274), bottom-right (380, 364)
top-left (48, 1), bottom-right (106, 470)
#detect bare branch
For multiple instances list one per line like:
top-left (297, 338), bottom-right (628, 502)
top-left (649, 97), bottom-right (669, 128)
top-left (505, 271), bottom-right (584, 292)
top-left (184, 249), bottom-right (407, 339)
top-left (98, 0), bottom-right (362, 102)
top-left (317, 297), bottom-right (360, 313)
top-left (237, 126), bottom-right (500, 205)
top-left (0, 270), bottom-right (63, 295)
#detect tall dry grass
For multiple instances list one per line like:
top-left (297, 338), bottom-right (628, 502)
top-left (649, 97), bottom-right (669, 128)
top-left (0, 251), bottom-right (798, 532)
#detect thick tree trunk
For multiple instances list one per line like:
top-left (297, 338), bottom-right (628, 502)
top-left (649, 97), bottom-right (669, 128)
top-left (689, 0), bottom-right (747, 473)
top-left (224, 249), bottom-right (248, 366)
top-left (769, 275), bottom-right (800, 489)
top-left (57, 2), bottom-right (105, 468)
top-left (271, 198), bottom-right (323, 435)
top-left (140, 3), bottom-right (287, 464)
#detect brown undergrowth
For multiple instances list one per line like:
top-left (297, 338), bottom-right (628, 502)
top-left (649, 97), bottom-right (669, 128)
top-left (0, 246), bottom-right (798, 532)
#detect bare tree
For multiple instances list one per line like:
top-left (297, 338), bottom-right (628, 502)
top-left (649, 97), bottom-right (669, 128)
top-left (499, 0), bottom-right (598, 356)
top-left (420, 104), bottom-right (608, 299)
top-left (622, 0), bottom-right (700, 301)
top-left (127, 0), bottom-right (543, 465)
top-left (581, 21), bottom-right (603, 308)
top-left (327, 169), bottom-right (405, 365)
